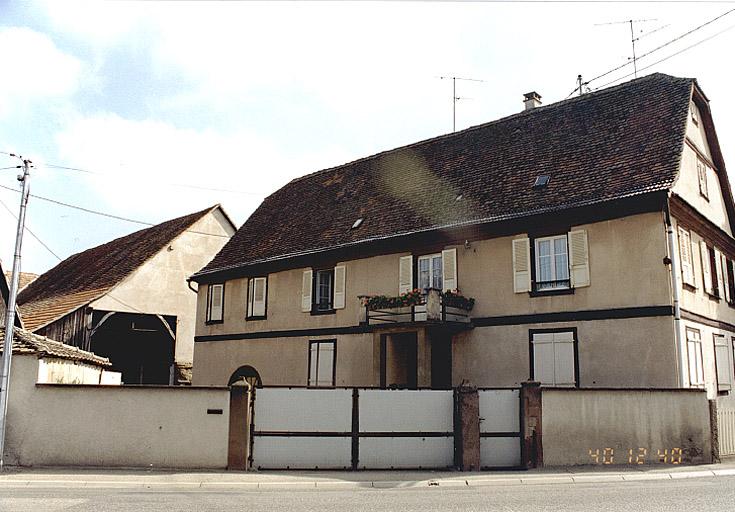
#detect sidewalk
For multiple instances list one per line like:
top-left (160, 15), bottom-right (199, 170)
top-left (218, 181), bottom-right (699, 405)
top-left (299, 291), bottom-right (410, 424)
top-left (2, 460), bottom-right (735, 490)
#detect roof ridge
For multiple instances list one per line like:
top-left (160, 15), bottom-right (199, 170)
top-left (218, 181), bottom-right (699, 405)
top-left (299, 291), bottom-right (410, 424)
top-left (285, 73), bottom-right (692, 188)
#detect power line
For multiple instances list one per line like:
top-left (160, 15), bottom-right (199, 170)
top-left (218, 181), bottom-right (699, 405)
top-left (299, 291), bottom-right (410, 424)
top-left (0, 197), bottom-right (62, 261)
top-left (594, 22), bottom-right (735, 89)
top-left (0, 167), bottom-right (21, 172)
top-left (0, 183), bottom-right (231, 239)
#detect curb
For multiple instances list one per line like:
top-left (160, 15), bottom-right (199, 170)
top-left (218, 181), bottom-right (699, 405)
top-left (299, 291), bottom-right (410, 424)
top-left (0, 467), bottom-right (730, 490)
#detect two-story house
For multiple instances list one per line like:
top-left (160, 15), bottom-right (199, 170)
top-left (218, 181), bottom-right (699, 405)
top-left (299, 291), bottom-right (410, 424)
top-left (190, 73), bottom-right (735, 400)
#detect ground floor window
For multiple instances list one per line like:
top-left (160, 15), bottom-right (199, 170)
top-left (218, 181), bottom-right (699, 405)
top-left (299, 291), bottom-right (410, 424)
top-left (308, 339), bottom-right (336, 387)
top-left (530, 329), bottom-right (577, 386)
top-left (715, 334), bottom-right (733, 392)
top-left (686, 328), bottom-right (705, 387)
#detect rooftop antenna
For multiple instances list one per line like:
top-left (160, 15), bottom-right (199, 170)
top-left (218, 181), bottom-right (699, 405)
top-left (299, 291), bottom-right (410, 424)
top-left (594, 18), bottom-right (658, 78)
top-left (438, 76), bottom-right (485, 132)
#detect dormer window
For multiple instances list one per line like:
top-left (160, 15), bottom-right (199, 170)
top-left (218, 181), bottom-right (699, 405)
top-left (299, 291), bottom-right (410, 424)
top-left (351, 218), bottom-right (364, 229)
top-left (533, 175), bottom-right (550, 190)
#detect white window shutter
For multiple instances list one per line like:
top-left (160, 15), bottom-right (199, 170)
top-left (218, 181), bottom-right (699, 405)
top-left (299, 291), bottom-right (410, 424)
top-left (721, 254), bottom-right (730, 303)
top-left (317, 343), bottom-right (335, 386)
top-left (532, 334), bottom-right (555, 385)
top-left (247, 279), bottom-right (255, 318)
top-left (553, 332), bottom-right (576, 387)
top-left (715, 337), bottom-right (732, 390)
top-left (308, 343), bottom-right (318, 386)
top-left (399, 255), bottom-right (413, 294)
top-left (209, 284), bottom-right (223, 322)
top-left (333, 265), bottom-right (346, 309)
top-left (568, 230), bottom-right (590, 288)
top-left (512, 237), bottom-right (531, 293)
top-left (678, 228), bottom-right (694, 287)
top-left (442, 248), bottom-right (457, 291)
top-left (252, 277), bottom-right (267, 317)
top-left (301, 270), bottom-right (313, 312)
top-left (701, 242), bottom-right (713, 295)
top-left (715, 249), bottom-right (724, 298)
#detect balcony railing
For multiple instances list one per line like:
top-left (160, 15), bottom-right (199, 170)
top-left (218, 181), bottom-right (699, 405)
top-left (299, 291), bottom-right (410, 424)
top-left (363, 289), bottom-right (472, 326)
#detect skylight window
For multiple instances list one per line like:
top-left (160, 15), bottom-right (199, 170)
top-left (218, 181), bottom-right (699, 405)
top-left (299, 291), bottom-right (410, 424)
top-left (351, 218), bottom-right (364, 229)
top-left (533, 175), bottom-right (550, 189)
top-left (455, 194), bottom-right (463, 201)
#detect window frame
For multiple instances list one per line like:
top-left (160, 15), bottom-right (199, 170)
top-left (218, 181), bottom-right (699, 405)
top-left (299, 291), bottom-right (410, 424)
top-left (205, 282), bottom-right (225, 325)
top-left (714, 333), bottom-right (732, 393)
top-left (307, 339), bottom-right (337, 387)
top-left (677, 227), bottom-right (696, 289)
top-left (697, 156), bottom-right (709, 201)
top-left (708, 245), bottom-right (720, 299)
top-left (246, 276), bottom-right (268, 320)
top-left (531, 234), bottom-right (572, 294)
top-left (311, 268), bottom-right (335, 315)
top-left (686, 327), bottom-right (705, 388)
top-left (417, 253), bottom-right (443, 291)
top-left (528, 327), bottom-right (579, 388)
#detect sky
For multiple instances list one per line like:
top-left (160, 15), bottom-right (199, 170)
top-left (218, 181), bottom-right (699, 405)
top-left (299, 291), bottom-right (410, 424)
top-left (1, 0), bottom-right (734, 275)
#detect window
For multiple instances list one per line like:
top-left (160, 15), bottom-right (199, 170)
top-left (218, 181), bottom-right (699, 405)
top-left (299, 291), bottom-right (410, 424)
top-left (418, 254), bottom-right (443, 291)
top-left (686, 328), bottom-right (704, 387)
top-left (678, 227), bottom-right (695, 288)
top-left (534, 235), bottom-right (570, 291)
top-left (697, 157), bottom-right (709, 200)
top-left (714, 334), bottom-right (732, 392)
top-left (206, 283), bottom-right (224, 323)
top-left (690, 101), bottom-right (699, 126)
top-left (308, 340), bottom-right (336, 387)
top-left (700, 241), bottom-right (719, 298)
top-left (301, 266), bottom-right (346, 313)
top-left (247, 277), bottom-right (267, 319)
top-left (530, 330), bottom-right (577, 387)
top-left (728, 260), bottom-right (735, 305)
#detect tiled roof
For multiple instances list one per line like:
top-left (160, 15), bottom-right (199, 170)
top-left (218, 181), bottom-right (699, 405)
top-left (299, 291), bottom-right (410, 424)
top-left (18, 206), bottom-right (218, 331)
top-left (194, 73), bottom-right (694, 279)
top-left (4, 271), bottom-right (39, 291)
top-left (0, 327), bottom-right (111, 366)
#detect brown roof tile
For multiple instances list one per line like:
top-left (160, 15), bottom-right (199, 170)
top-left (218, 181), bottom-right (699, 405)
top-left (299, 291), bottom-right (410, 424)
top-left (18, 206), bottom-right (218, 331)
top-left (0, 327), bottom-right (111, 366)
top-left (194, 73), bottom-right (694, 279)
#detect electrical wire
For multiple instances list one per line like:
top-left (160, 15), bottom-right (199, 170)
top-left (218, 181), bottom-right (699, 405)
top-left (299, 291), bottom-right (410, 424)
top-left (0, 183), bottom-right (231, 239)
top-left (0, 167), bottom-right (21, 171)
top-left (0, 196), bottom-right (62, 261)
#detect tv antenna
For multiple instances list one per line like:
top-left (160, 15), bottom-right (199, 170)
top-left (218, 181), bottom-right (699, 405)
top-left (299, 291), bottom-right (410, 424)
top-left (438, 76), bottom-right (485, 132)
top-left (594, 18), bottom-right (658, 78)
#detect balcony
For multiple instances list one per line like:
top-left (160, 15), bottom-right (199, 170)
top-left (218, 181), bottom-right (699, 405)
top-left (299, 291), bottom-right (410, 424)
top-left (361, 289), bottom-right (474, 327)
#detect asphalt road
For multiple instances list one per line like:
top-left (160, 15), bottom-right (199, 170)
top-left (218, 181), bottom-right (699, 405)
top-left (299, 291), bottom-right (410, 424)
top-left (2, 475), bottom-right (735, 512)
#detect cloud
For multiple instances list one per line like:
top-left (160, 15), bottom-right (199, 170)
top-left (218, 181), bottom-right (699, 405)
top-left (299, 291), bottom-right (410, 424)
top-left (0, 27), bottom-right (83, 117)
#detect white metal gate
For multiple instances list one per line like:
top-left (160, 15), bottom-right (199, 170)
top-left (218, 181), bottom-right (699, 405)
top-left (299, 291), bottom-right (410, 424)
top-left (479, 389), bottom-right (522, 468)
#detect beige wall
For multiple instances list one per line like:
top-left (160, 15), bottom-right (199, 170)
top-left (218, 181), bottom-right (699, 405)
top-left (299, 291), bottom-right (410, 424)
top-left (93, 208), bottom-right (234, 365)
top-left (453, 317), bottom-right (678, 388)
top-left (37, 357), bottom-right (121, 385)
top-left (4, 354), bottom-right (229, 468)
top-left (194, 333), bottom-right (374, 387)
top-left (542, 389), bottom-right (712, 466)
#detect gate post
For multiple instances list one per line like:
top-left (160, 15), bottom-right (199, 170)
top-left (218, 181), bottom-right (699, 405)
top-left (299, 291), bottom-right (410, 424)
top-left (455, 384), bottom-right (480, 471)
top-left (710, 399), bottom-right (720, 463)
top-left (227, 383), bottom-right (250, 470)
top-left (521, 381), bottom-right (543, 468)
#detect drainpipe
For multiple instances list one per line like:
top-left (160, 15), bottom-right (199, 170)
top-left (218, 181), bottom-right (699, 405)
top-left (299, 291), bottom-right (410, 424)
top-left (187, 278), bottom-right (198, 294)
top-left (664, 200), bottom-right (686, 388)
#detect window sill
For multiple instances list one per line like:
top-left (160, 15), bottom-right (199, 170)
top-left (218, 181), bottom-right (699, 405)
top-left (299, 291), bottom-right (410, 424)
top-left (705, 292), bottom-right (721, 302)
top-left (246, 315), bottom-right (267, 321)
top-left (529, 287), bottom-right (575, 298)
top-left (205, 319), bottom-right (224, 325)
top-left (682, 283), bottom-right (697, 292)
top-left (310, 309), bottom-right (336, 316)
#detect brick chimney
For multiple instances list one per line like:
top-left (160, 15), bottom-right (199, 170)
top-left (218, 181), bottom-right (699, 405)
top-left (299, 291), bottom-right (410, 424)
top-left (523, 91), bottom-right (542, 111)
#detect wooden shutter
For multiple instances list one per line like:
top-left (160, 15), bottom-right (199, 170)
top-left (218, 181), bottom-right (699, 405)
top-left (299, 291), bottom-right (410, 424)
top-left (553, 331), bottom-right (576, 387)
top-left (399, 255), bottom-right (413, 294)
top-left (301, 270), bottom-right (313, 312)
top-left (333, 265), bottom-right (346, 309)
top-left (317, 342), bottom-right (335, 386)
top-left (715, 335), bottom-right (732, 390)
top-left (715, 249), bottom-right (724, 298)
top-left (251, 277), bottom-right (267, 317)
top-left (209, 284), bottom-right (223, 322)
top-left (442, 248), bottom-right (457, 291)
top-left (532, 333), bottom-right (555, 385)
top-left (701, 241), bottom-right (713, 294)
top-left (512, 237), bottom-right (531, 293)
top-left (678, 228), bottom-right (695, 287)
top-left (247, 279), bottom-right (255, 318)
top-left (568, 230), bottom-right (590, 288)
top-left (721, 253), bottom-right (730, 303)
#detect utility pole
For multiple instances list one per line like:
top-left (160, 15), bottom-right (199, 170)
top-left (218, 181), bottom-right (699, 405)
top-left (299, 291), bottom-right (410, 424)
top-left (439, 76), bottom-right (485, 132)
top-left (0, 155), bottom-right (31, 469)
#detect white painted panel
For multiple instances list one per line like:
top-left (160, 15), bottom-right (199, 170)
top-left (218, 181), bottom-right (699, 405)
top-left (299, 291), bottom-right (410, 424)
top-left (360, 390), bottom-right (453, 432)
top-left (478, 390), bottom-right (520, 433)
top-left (533, 341), bottom-right (554, 385)
top-left (481, 437), bottom-right (521, 468)
top-left (359, 437), bottom-right (454, 469)
top-left (253, 437), bottom-right (351, 469)
top-left (254, 388), bottom-right (352, 432)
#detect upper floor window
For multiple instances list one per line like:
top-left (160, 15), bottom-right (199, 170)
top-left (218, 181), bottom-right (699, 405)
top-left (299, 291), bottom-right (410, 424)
top-left (301, 266), bottom-right (346, 314)
top-left (206, 283), bottom-right (224, 323)
top-left (700, 241), bottom-right (722, 299)
top-left (513, 230), bottom-right (589, 294)
top-left (678, 227), bottom-right (696, 288)
top-left (686, 328), bottom-right (704, 387)
top-left (697, 157), bottom-right (709, 200)
top-left (308, 339), bottom-right (336, 387)
top-left (418, 254), bottom-right (443, 290)
top-left (246, 277), bottom-right (267, 319)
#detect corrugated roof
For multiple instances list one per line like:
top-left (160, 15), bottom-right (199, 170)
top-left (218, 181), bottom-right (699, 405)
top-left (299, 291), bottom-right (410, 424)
top-left (0, 327), bottom-right (111, 367)
top-left (18, 206), bottom-right (219, 331)
top-left (194, 73), bottom-right (694, 279)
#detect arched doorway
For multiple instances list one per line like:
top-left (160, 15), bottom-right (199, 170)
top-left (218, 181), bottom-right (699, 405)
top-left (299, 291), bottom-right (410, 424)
top-left (227, 366), bottom-right (261, 470)
top-left (228, 365), bottom-right (262, 388)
